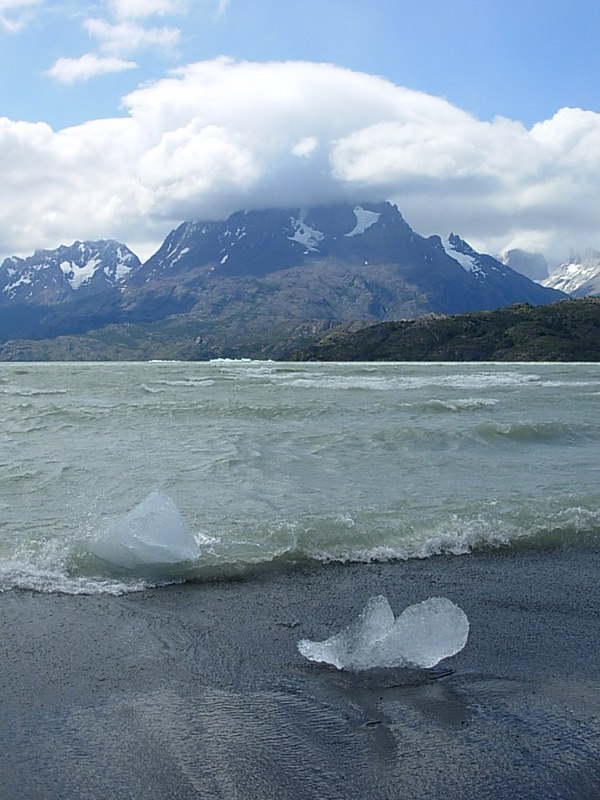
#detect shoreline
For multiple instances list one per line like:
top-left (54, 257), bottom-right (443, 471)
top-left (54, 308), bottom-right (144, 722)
top-left (2, 549), bottom-right (600, 799)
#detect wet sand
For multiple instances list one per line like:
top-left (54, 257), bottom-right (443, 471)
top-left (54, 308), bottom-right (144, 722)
top-left (2, 548), bottom-right (600, 799)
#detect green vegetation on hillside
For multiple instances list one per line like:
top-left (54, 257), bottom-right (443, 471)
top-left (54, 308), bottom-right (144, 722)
top-left (291, 299), bottom-right (600, 362)
top-left (1, 298), bottom-right (599, 362)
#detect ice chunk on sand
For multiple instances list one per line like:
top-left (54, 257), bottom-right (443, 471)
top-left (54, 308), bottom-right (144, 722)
top-left (91, 490), bottom-right (200, 569)
top-left (298, 595), bottom-right (469, 671)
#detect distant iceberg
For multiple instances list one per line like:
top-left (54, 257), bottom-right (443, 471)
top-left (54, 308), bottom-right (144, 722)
top-left (91, 490), bottom-right (200, 569)
top-left (298, 595), bottom-right (469, 671)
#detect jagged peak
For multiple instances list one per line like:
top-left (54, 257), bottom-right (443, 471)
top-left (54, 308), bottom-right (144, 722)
top-left (0, 238), bottom-right (141, 299)
top-left (447, 233), bottom-right (478, 257)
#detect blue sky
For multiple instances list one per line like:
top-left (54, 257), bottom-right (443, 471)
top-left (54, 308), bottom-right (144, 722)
top-left (1, 0), bottom-right (599, 266)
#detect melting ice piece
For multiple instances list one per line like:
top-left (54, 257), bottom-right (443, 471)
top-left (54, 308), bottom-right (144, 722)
top-left (298, 595), bottom-right (469, 671)
top-left (91, 490), bottom-right (200, 569)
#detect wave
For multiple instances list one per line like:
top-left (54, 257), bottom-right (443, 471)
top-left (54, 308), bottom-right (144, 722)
top-left (3, 496), bottom-right (600, 596)
top-left (540, 379), bottom-right (600, 388)
top-left (270, 372), bottom-right (542, 393)
top-left (474, 420), bottom-right (598, 444)
top-left (207, 361), bottom-right (546, 392)
top-left (0, 386), bottom-right (68, 397)
top-left (148, 379), bottom-right (216, 389)
top-left (420, 398), bottom-right (499, 413)
top-left (0, 559), bottom-right (151, 596)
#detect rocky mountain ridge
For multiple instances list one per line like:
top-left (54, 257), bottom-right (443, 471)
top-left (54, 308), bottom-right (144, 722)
top-left (0, 240), bottom-right (140, 303)
top-left (0, 202), bottom-right (566, 348)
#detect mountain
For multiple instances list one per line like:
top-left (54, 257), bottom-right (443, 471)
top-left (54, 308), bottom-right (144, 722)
top-left (0, 240), bottom-right (139, 301)
top-left (0, 240), bottom-right (140, 338)
top-left (0, 202), bottom-right (564, 347)
top-left (290, 299), bottom-right (600, 363)
top-left (122, 202), bottom-right (563, 321)
top-left (436, 233), bottom-right (557, 306)
top-left (135, 203), bottom-right (416, 280)
top-left (501, 249), bottom-right (549, 281)
top-left (542, 250), bottom-right (600, 297)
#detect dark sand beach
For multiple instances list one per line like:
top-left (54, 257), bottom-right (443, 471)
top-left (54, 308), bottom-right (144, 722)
top-left (2, 548), bottom-right (600, 799)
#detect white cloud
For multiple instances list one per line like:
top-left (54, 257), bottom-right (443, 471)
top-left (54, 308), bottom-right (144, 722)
top-left (84, 17), bottom-right (180, 56)
top-left (292, 136), bottom-right (319, 158)
top-left (0, 0), bottom-right (40, 31)
top-left (2, 59), bottom-right (600, 266)
top-left (107, 0), bottom-right (186, 20)
top-left (46, 53), bottom-right (137, 83)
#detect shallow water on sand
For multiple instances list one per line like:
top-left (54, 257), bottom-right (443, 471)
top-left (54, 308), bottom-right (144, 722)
top-left (1, 551), bottom-right (600, 799)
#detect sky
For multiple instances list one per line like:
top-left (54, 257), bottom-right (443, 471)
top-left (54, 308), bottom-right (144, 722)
top-left (1, 0), bottom-right (599, 268)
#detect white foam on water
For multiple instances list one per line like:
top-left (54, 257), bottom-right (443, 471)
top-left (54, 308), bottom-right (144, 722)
top-left (153, 379), bottom-right (215, 388)
top-left (249, 370), bottom-right (542, 393)
top-left (90, 490), bottom-right (200, 570)
top-left (0, 558), bottom-right (149, 596)
top-left (298, 595), bottom-right (469, 671)
top-left (423, 397), bottom-right (499, 412)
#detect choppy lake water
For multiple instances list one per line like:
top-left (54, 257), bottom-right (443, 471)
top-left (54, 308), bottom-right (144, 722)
top-left (2, 360), bottom-right (599, 595)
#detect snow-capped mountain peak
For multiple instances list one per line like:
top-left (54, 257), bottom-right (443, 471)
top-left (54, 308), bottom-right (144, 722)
top-left (542, 250), bottom-right (600, 297)
top-left (0, 240), bottom-right (140, 303)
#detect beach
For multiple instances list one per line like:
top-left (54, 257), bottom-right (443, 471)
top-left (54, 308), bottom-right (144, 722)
top-left (2, 361), bottom-right (600, 798)
top-left (2, 547), bottom-right (600, 800)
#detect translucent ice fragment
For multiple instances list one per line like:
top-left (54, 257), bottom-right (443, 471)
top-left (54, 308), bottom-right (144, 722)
top-left (298, 595), bottom-right (394, 670)
top-left (298, 595), bottom-right (469, 671)
top-left (91, 490), bottom-right (200, 569)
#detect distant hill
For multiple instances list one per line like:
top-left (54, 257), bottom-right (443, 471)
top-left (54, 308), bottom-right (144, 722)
top-left (290, 299), bottom-right (600, 362)
top-left (2, 298), bottom-right (598, 363)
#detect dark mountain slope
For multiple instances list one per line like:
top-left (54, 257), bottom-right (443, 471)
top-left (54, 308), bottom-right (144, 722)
top-left (120, 202), bottom-right (563, 326)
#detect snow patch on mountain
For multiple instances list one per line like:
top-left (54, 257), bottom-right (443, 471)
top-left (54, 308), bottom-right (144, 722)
top-left (170, 246), bottom-right (190, 266)
top-left (162, 223), bottom-right (208, 267)
top-left (345, 206), bottom-right (380, 237)
top-left (3, 272), bottom-right (33, 296)
top-left (60, 257), bottom-right (101, 290)
top-left (442, 235), bottom-right (486, 278)
top-left (288, 211), bottom-right (324, 252)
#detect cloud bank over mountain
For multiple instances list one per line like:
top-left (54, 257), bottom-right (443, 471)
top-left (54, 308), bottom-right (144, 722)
top-left (1, 57), bottom-right (599, 264)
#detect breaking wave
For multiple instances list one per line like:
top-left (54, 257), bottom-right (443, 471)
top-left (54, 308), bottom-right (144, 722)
top-left (2, 493), bottom-right (600, 595)
top-left (421, 398), bottom-right (499, 413)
